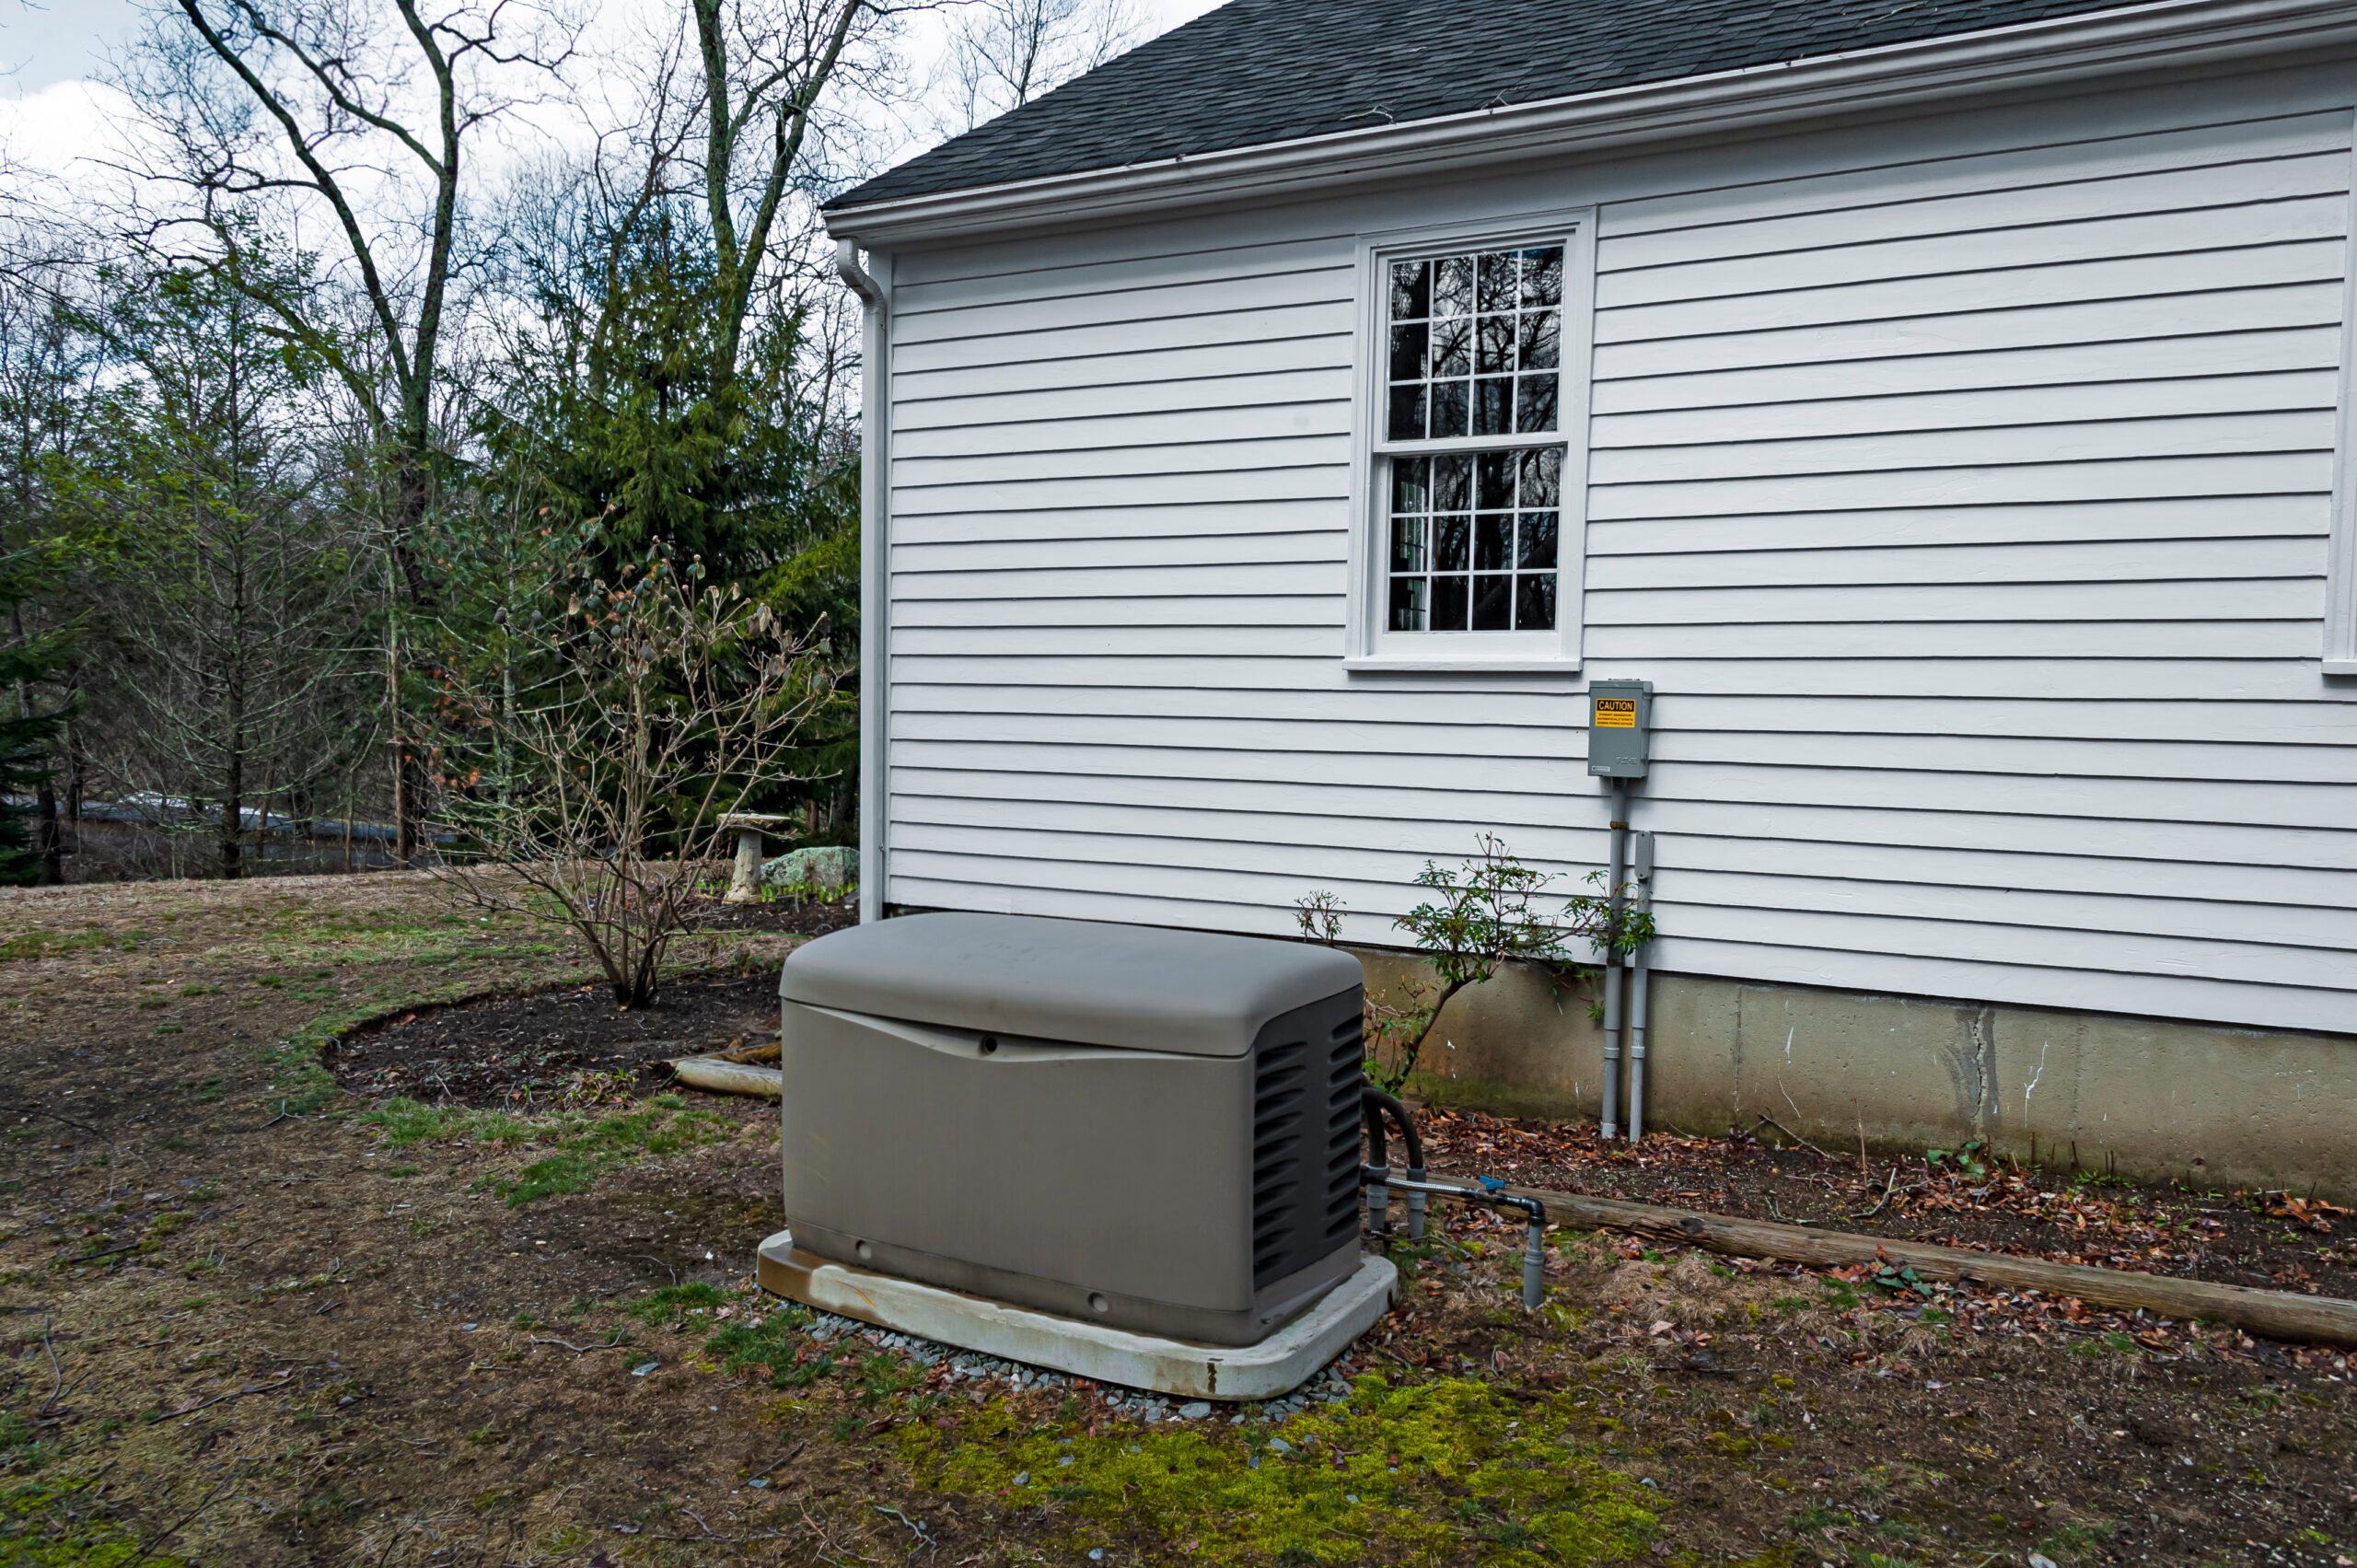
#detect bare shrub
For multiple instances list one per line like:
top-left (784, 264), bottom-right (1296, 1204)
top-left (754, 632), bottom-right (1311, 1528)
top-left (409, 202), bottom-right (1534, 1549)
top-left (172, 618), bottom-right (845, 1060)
top-left (432, 552), bottom-right (827, 1007)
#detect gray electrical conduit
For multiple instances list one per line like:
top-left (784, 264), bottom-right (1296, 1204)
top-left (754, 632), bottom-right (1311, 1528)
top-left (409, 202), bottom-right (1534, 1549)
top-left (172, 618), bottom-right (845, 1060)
top-left (1598, 780), bottom-right (1628, 1140)
top-left (1626, 830), bottom-right (1655, 1144)
top-left (1362, 1086), bottom-right (1547, 1309)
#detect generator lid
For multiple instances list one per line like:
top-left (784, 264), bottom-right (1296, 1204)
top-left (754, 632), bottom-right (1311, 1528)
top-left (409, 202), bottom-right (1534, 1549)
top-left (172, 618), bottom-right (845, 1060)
top-left (778, 912), bottom-right (1362, 1059)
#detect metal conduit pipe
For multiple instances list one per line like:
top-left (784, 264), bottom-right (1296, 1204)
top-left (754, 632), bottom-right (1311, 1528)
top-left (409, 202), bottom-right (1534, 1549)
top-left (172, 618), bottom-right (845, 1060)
top-left (1626, 830), bottom-right (1655, 1144)
top-left (1360, 1168), bottom-right (1550, 1309)
top-left (1362, 1095), bottom-right (1389, 1237)
top-left (1598, 780), bottom-right (1629, 1140)
top-left (1361, 1086), bottom-right (1428, 1240)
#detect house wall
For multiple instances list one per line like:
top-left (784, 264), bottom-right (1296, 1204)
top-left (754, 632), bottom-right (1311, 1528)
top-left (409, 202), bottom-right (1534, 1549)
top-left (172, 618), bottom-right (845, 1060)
top-left (1357, 952), bottom-right (2357, 1201)
top-left (876, 56), bottom-right (2357, 1160)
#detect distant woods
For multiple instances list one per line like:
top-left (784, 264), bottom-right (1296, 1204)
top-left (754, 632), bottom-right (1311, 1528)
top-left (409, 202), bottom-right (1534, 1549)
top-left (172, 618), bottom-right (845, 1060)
top-left (0, 0), bottom-right (1133, 884)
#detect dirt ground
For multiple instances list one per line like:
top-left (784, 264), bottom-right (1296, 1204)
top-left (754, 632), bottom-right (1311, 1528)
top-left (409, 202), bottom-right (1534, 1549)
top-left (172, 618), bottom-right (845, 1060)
top-left (1, 874), bottom-right (2351, 1566)
top-left (1416, 1110), bottom-right (2357, 1302)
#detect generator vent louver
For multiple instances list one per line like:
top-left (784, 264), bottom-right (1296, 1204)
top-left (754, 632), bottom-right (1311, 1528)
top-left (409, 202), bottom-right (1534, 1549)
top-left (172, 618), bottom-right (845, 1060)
top-left (1251, 1014), bottom-right (1367, 1287)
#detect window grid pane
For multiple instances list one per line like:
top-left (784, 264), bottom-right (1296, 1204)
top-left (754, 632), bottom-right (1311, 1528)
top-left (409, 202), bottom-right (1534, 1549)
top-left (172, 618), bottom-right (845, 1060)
top-left (1382, 239), bottom-right (1567, 637)
top-left (1385, 446), bottom-right (1562, 633)
top-left (1385, 242), bottom-right (1564, 445)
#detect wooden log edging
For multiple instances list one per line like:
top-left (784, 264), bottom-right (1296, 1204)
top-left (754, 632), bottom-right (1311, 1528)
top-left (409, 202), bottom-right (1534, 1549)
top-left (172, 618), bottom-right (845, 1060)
top-left (1472, 1179), bottom-right (2357, 1350)
top-left (670, 1040), bottom-right (782, 1099)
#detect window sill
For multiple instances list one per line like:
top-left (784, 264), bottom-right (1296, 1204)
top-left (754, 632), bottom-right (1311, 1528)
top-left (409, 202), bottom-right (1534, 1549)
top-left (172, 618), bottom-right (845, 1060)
top-left (2324, 658), bottom-right (2357, 678)
top-left (1343, 654), bottom-right (1583, 675)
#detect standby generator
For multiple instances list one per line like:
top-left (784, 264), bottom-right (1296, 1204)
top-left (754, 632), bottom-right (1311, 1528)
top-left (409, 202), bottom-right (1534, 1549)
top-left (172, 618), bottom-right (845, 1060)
top-left (771, 912), bottom-right (1368, 1346)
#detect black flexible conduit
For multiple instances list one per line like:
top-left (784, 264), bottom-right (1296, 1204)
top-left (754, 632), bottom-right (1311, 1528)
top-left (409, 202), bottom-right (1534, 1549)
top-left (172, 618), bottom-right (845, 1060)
top-left (1360, 1085), bottom-right (1422, 1169)
top-left (1359, 1085), bottom-right (1550, 1308)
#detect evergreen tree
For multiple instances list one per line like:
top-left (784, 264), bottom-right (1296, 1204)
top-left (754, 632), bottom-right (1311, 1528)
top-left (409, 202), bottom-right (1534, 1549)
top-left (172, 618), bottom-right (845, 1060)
top-left (476, 200), bottom-right (860, 843)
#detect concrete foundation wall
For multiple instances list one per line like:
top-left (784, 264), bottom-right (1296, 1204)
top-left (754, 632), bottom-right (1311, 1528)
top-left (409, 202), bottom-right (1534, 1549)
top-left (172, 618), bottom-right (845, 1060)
top-left (1359, 951), bottom-right (2357, 1202)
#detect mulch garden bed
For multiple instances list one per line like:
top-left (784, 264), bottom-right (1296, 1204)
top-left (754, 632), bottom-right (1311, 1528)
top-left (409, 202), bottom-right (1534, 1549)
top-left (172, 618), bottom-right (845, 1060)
top-left (326, 891), bottom-right (852, 1109)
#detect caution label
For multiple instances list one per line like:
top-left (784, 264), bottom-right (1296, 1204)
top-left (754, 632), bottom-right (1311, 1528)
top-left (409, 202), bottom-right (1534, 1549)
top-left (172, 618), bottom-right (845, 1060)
top-left (1593, 697), bottom-right (1637, 729)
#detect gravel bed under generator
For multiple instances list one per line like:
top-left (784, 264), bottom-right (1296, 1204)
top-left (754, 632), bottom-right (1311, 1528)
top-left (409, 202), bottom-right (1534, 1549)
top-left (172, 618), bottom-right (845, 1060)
top-left (790, 1308), bottom-right (1364, 1423)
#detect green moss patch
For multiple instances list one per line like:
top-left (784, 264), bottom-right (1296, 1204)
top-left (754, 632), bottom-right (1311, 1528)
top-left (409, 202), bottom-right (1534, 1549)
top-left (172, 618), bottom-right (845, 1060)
top-left (0, 928), bottom-right (145, 963)
top-left (1, 1478), bottom-right (186, 1566)
top-left (900, 1374), bottom-right (1661, 1566)
top-left (357, 1094), bottom-right (727, 1205)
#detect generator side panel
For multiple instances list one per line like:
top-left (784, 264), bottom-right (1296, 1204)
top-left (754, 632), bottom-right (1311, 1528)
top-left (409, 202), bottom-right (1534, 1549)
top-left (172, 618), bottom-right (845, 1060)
top-left (780, 1002), bottom-right (1258, 1339)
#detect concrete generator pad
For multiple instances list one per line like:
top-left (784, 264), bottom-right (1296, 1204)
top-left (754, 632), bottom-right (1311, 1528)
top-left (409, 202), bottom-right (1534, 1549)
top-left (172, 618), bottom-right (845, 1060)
top-left (757, 1230), bottom-right (1397, 1401)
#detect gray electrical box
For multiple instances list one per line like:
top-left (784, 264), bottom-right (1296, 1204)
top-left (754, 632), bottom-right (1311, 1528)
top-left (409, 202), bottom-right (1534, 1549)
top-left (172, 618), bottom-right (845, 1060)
top-left (1586, 679), bottom-right (1654, 778)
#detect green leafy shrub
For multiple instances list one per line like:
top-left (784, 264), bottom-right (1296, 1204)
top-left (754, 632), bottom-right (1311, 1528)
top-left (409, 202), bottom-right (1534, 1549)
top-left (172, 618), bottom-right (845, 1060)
top-left (1297, 834), bottom-right (1653, 1091)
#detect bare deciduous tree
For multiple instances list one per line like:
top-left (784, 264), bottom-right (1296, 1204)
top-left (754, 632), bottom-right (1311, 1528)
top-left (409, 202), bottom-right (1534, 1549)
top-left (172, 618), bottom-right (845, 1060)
top-left (433, 552), bottom-right (828, 1007)
top-left (122, 0), bottom-right (576, 863)
top-left (942, 0), bottom-right (1140, 132)
top-left (682, 0), bottom-right (915, 390)
top-left (74, 253), bottom-right (370, 877)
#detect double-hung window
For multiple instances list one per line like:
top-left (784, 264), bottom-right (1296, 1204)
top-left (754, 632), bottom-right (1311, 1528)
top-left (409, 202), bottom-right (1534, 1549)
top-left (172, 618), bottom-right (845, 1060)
top-left (1349, 211), bottom-right (1595, 669)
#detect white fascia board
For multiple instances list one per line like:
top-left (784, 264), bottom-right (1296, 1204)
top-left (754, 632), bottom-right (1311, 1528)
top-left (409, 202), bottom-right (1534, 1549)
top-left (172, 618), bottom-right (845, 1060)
top-left (823, 0), bottom-right (2357, 247)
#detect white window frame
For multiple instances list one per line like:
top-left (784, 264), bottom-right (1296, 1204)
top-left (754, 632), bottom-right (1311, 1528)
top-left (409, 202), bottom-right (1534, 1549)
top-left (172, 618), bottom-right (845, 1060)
top-left (1343, 206), bottom-right (1596, 672)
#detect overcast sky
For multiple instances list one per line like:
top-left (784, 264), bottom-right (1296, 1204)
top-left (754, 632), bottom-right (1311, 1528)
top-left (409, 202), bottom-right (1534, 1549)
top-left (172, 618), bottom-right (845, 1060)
top-left (0, 0), bottom-right (1225, 190)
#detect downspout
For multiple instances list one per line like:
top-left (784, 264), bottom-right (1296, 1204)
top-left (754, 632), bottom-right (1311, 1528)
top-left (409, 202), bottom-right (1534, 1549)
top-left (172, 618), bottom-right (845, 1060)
top-left (835, 238), bottom-right (891, 925)
top-left (1598, 780), bottom-right (1628, 1140)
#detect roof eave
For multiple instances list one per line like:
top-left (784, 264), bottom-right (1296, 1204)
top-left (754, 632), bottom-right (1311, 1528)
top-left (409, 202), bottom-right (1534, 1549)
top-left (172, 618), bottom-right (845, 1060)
top-left (825, 0), bottom-right (2357, 248)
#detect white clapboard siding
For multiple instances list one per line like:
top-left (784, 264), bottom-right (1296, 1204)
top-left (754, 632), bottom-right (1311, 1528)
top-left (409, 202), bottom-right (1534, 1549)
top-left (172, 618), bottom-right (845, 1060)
top-left (882, 847), bottom-right (2353, 1001)
top-left (1590, 287), bottom-right (2345, 379)
top-left (889, 830), bottom-right (2357, 954)
top-left (1589, 411), bottom-right (2334, 483)
top-left (889, 738), bottom-right (2357, 831)
top-left (896, 369), bottom-right (1354, 436)
top-left (890, 652), bottom-right (2345, 702)
top-left (891, 707), bottom-right (2355, 784)
top-left (893, 561), bottom-right (1346, 602)
top-left (1586, 454), bottom-right (2336, 518)
top-left (893, 499), bottom-right (1350, 547)
top-left (1596, 109), bottom-right (2353, 239)
top-left (1593, 372), bottom-right (2339, 446)
top-left (893, 298), bottom-right (1353, 376)
top-left (892, 266), bottom-right (1349, 346)
top-left (1580, 622), bottom-right (2315, 660)
top-left (887, 793), bottom-right (2356, 900)
top-left (891, 767), bottom-right (2357, 875)
top-left (1591, 329), bottom-right (2347, 412)
top-left (1585, 578), bottom-right (2322, 625)
top-left (1605, 243), bottom-right (2347, 343)
top-left (894, 433), bottom-right (1349, 487)
top-left (893, 235), bottom-right (1350, 316)
top-left (877, 870), bottom-right (2353, 1033)
top-left (895, 394), bottom-right (1352, 452)
top-left (898, 333), bottom-right (1353, 401)
top-left (879, 84), bottom-right (2357, 1036)
top-left (895, 532), bottom-right (1348, 576)
top-left (1585, 497), bottom-right (2329, 553)
top-left (1599, 198), bottom-right (2351, 308)
top-left (1594, 148), bottom-right (2352, 271)
top-left (1584, 536), bottom-right (2327, 589)
top-left (890, 465), bottom-right (1351, 517)
top-left (888, 682), bottom-right (2357, 745)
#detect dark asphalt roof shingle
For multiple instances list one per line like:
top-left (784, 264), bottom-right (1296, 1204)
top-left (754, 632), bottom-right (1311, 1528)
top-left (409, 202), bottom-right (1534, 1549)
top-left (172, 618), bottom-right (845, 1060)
top-left (830, 0), bottom-right (2146, 211)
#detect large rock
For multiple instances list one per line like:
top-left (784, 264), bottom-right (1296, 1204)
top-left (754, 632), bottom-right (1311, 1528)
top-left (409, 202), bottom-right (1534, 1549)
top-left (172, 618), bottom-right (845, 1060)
top-left (761, 843), bottom-right (857, 895)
